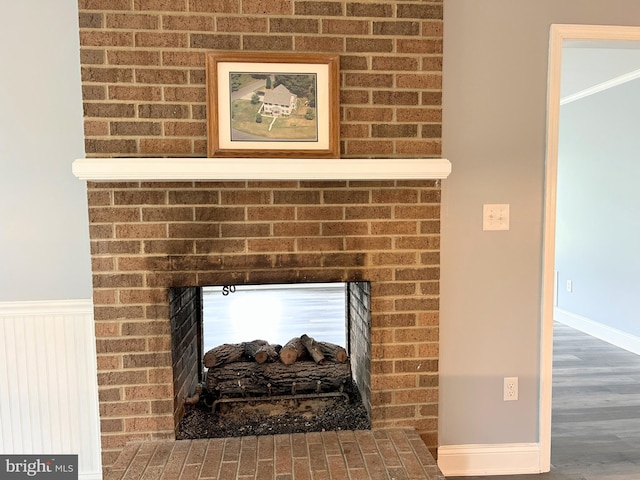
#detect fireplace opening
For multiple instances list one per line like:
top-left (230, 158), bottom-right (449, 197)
top-left (170, 282), bottom-right (372, 440)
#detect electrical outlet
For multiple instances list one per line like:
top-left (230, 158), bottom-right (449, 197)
top-left (504, 377), bottom-right (518, 401)
top-left (566, 280), bottom-right (572, 293)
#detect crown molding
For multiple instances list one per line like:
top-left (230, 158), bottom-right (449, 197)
top-left (561, 68), bottom-right (640, 105)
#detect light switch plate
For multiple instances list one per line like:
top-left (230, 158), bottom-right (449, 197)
top-left (483, 204), bottom-right (510, 231)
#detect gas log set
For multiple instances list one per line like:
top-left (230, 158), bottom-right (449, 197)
top-left (200, 334), bottom-right (352, 410)
top-left (203, 335), bottom-right (351, 410)
top-left (178, 335), bottom-right (370, 439)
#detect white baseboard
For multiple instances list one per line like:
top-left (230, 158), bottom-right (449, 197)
top-left (555, 308), bottom-right (640, 356)
top-left (437, 443), bottom-right (542, 477)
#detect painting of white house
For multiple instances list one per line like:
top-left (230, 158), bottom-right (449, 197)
top-left (262, 84), bottom-right (297, 116)
top-left (229, 72), bottom-right (318, 142)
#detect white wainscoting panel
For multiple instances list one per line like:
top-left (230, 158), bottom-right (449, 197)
top-left (438, 443), bottom-right (542, 476)
top-left (0, 300), bottom-right (102, 479)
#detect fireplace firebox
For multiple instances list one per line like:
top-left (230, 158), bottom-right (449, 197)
top-left (169, 282), bottom-right (372, 437)
top-left (169, 282), bottom-right (372, 439)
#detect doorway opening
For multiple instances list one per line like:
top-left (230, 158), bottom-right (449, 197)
top-left (541, 23), bottom-right (640, 472)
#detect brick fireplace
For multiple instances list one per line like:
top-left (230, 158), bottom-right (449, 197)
top-left (79, 157), bottom-right (448, 466)
top-left (76, 0), bottom-right (445, 467)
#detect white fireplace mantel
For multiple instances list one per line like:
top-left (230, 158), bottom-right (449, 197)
top-left (72, 157), bottom-right (451, 181)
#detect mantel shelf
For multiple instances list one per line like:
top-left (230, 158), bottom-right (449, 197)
top-left (72, 157), bottom-right (451, 182)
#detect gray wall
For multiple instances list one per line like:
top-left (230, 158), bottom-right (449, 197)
top-left (557, 79), bottom-right (640, 337)
top-left (0, 1), bottom-right (91, 302)
top-left (440, 0), bottom-right (640, 446)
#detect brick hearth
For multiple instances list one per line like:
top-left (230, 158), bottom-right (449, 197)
top-left (107, 429), bottom-right (445, 480)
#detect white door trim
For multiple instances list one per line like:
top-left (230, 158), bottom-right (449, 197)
top-left (541, 23), bottom-right (640, 472)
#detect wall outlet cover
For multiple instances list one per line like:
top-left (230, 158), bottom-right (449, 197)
top-left (483, 204), bottom-right (510, 231)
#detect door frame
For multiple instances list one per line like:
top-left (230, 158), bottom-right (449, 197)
top-left (540, 23), bottom-right (640, 472)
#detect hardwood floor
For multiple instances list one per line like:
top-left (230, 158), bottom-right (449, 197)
top-left (449, 322), bottom-right (640, 479)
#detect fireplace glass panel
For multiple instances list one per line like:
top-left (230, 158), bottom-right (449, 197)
top-left (203, 282), bottom-right (347, 351)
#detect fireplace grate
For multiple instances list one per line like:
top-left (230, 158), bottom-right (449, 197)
top-left (209, 390), bottom-right (350, 412)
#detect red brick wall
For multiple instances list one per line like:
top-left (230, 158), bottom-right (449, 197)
top-left (78, 0), bottom-right (443, 468)
top-left (88, 180), bottom-right (441, 466)
top-left (78, 0), bottom-right (442, 158)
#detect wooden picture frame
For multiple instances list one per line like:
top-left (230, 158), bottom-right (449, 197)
top-left (206, 51), bottom-right (340, 158)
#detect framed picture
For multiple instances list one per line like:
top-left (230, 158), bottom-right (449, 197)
top-left (206, 51), bottom-right (340, 158)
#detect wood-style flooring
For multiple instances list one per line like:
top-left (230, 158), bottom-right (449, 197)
top-left (449, 322), bottom-right (640, 479)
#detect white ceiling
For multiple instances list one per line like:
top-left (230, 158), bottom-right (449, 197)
top-left (561, 41), bottom-right (640, 102)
